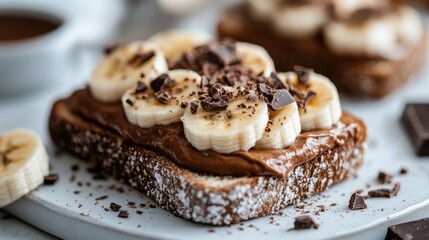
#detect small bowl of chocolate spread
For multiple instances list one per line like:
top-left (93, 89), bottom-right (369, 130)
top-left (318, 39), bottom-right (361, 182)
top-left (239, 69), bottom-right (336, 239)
top-left (0, 0), bottom-right (127, 97)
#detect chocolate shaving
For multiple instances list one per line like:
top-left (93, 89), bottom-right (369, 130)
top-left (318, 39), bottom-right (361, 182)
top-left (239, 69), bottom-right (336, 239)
top-left (110, 202), bottom-right (121, 212)
top-left (294, 65), bottom-right (313, 86)
top-left (128, 51), bottom-right (155, 67)
top-left (135, 81), bottom-right (147, 94)
top-left (125, 99), bottom-right (134, 106)
top-left (154, 91), bottom-right (172, 105)
top-left (291, 216), bottom-right (319, 230)
top-left (190, 102), bottom-right (199, 114)
top-left (150, 74), bottom-right (175, 92)
top-left (377, 171), bottom-right (393, 184)
top-left (399, 168), bottom-right (408, 175)
top-left (368, 183), bottom-right (400, 198)
top-left (201, 99), bottom-right (228, 111)
top-left (180, 102), bottom-right (188, 109)
top-left (348, 193), bottom-right (367, 210)
top-left (95, 195), bottom-right (108, 201)
top-left (43, 173), bottom-right (59, 185)
top-left (118, 210), bottom-right (129, 218)
top-left (269, 72), bottom-right (287, 90)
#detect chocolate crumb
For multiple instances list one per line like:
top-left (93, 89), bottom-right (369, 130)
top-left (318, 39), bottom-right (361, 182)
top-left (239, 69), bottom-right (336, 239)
top-left (73, 191), bottom-right (81, 195)
top-left (348, 193), bottom-right (367, 210)
top-left (104, 44), bottom-right (120, 55)
top-left (125, 99), bottom-right (134, 107)
top-left (139, 203), bottom-right (146, 208)
top-left (135, 81), bottom-right (147, 94)
top-left (293, 65), bottom-right (313, 85)
top-left (128, 201), bottom-right (136, 208)
top-left (369, 183), bottom-right (400, 198)
top-left (149, 204), bottom-right (157, 208)
top-left (118, 210), bottom-right (129, 218)
top-left (110, 202), bottom-right (122, 212)
top-left (377, 171), bottom-right (393, 184)
top-left (399, 168), bottom-right (408, 175)
top-left (71, 164), bottom-right (79, 172)
top-left (291, 215), bottom-right (319, 230)
top-left (190, 102), bottom-right (199, 114)
top-left (154, 91), bottom-right (172, 105)
top-left (93, 173), bottom-right (107, 180)
top-left (180, 102), bottom-right (188, 109)
top-left (44, 173), bottom-right (59, 185)
top-left (136, 210), bottom-right (143, 215)
top-left (128, 51), bottom-right (155, 67)
top-left (208, 229), bottom-right (215, 233)
top-left (95, 195), bottom-right (108, 201)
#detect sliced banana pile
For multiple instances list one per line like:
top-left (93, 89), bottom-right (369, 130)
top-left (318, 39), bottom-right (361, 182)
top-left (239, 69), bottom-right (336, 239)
top-left (247, 0), bottom-right (424, 57)
top-left (90, 29), bottom-right (343, 154)
top-left (0, 129), bottom-right (49, 207)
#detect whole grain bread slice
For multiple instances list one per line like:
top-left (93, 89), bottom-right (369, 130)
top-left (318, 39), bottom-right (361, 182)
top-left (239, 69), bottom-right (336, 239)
top-left (49, 99), bottom-right (366, 225)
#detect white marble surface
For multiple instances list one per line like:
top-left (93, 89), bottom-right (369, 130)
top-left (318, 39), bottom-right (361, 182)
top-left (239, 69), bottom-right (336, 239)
top-left (1, 0), bottom-right (429, 239)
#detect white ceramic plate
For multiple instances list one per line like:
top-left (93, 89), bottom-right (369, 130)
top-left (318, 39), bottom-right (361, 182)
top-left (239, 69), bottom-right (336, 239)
top-left (1, 2), bottom-right (429, 239)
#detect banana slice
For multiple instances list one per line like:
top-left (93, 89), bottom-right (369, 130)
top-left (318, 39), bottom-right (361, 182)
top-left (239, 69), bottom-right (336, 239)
top-left (278, 72), bottom-right (342, 131)
top-left (90, 41), bottom-right (168, 103)
top-left (330, 0), bottom-right (389, 19)
top-left (236, 42), bottom-right (275, 77)
top-left (147, 29), bottom-right (214, 62)
top-left (272, 2), bottom-right (328, 38)
top-left (0, 129), bottom-right (49, 208)
top-left (255, 101), bottom-right (301, 150)
top-left (182, 90), bottom-right (269, 154)
top-left (396, 6), bottom-right (424, 45)
top-left (122, 69), bottom-right (201, 128)
top-left (247, 0), bottom-right (279, 21)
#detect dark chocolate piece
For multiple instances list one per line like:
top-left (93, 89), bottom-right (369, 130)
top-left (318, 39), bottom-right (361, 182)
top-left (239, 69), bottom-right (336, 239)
top-left (377, 171), bottom-right (393, 184)
top-left (207, 43), bottom-right (240, 66)
top-left (190, 102), bottom-right (199, 114)
top-left (95, 195), bottom-right (108, 201)
top-left (135, 81), bottom-right (147, 94)
top-left (385, 218), bottom-right (429, 240)
top-left (293, 65), bottom-right (313, 86)
top-left (402, 103), bottom-right (429, 156)
top-left (110, 202), bottom-right (121, 212)
top-left (125, 99), bottom-right (134, 107)
top-left (150, 74), bottom-right (175, 92)
top-left (180, 102), bottom-right (188, 109)
top-left (43, 173), bottom-right (59, 185)
top-left (118, 210), bottom-right (129, 218)
top-left (269, 72), bottom-right (287, 90)
top-left (128, 51), bottom-right (155, 67)
top-left (136, 210), bottom-right (143, 215)
top-left (71, 164), bottom-right (79, 172)
top-left (154, 91), bottom-right (172, 105)
top-left (292, 216), bottom-right (319, 230)
top-left (348, 193), bottom-right (367, 210)
top-left (269, 89), bottom-right (295, 111)
top-left (399, 168), bottom-right (408, 175)
top-left (369, 183), bottom-right (400, 198)
top-left (201, 99), bottom-right (228, 111)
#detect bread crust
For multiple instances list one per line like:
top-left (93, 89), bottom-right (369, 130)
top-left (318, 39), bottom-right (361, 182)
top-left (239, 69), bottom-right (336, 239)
top-left (217, 5), bottom-right (427, 98)
top-left (49, 99), bottom-right (366, 225)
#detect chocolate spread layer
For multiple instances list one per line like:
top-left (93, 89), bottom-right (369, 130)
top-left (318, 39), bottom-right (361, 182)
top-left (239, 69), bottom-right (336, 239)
top-left (66, 88), bottom-right (364, 178)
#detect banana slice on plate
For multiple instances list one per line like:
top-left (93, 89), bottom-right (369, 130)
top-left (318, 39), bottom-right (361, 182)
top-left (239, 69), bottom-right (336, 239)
top-left (147, 29), bottom-right (214, 62)
top-left (122, 69), bottom-right (201, 128)
top-left (0, 129), bottom-right (49, 208)
top-left (90, 41), bottom-right (168, 103)
top-left (182, 89), bottom-right (269, 154)
top-left (278, 71), bottom-right (342, 131)
top-left (236, 42), bottom-right (275, 77)
top-left (272, 1), bottom-right (328, 38)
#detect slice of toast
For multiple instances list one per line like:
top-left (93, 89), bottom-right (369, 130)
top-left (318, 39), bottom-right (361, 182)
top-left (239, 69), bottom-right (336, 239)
top-left (48, 95), bottom-right (367, 225)
top-left (217, 5), bottom-right (427, 98)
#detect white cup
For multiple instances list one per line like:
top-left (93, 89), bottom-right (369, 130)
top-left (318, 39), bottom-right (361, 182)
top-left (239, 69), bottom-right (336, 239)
top-left (0, 0), bottom-right (127, 97)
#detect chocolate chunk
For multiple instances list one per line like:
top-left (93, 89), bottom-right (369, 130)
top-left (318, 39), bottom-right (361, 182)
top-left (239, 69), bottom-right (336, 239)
top-left (71, 164), bottom-right (79, 172)
top-left (43, 173), bottom-right (59, 185)
top-left (201, 99), bottom-right (228, 111)
top-left (154, 91), bottom-right (172, 105)
top-left (348, 193), bottom-right (367, 210)
top-left (95, 195), bottom-right (108, 201)
top-left (368, 183), bottom-right (400, 198)
top-left (269, 89), bottom-right (295, 111)
top-left (385, 218), bottom-right (429, 240)
top-left (125, 99), bottom-right (134, 106)
top-left (292, 215), bottom-right (319, 230)
top-left (150, 74), bottom-right (175, 92)
top-left (135, 81), bottom-right (147, 94)
top-left (401, 103), bottom-right (429, 156)
top-left (180, 102), bottom-right (188, 109)
top-left (190, 102), bottom-right (199, 114)
top-left (128, 51), bottom-right (155, 66)
top-left (377, 171), bottom-right (393, 184)
top-left (293, 65), bottom-right (313, 86)
top-left (118, 210), bottom-right (129, 218)
top-left (110, 202), bottom-right (121, 212)
top-left (302, 90), bottom-right (316, 108)
top-left (269, 72), bottom-right (287, 90)
top-left (207, 43), bottom-right (240, 66)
